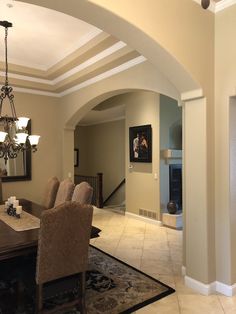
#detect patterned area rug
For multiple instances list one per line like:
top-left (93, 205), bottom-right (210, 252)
top-left (0, 246), bottom-right (175, 314)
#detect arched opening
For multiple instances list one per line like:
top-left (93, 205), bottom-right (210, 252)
top-left (17, 0), bottom-right (213, 294)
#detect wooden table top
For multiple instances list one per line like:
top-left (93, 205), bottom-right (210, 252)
top-left (0, 199), bottom-right (100, 261)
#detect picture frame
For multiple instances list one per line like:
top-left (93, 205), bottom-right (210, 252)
top-left (129, 124), bottom-right (152, 162)
top-left (74, 148), bottom-right (79, 167)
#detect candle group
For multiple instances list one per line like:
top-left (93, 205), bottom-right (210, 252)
top-left (5, 196), bottom-right (22, 215)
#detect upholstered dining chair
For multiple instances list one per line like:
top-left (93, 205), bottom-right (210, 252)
top-left (36, 201), bottom-right (93, 314)
top-left (72, 181), bottom-right (93, 205)
top-left (54, 178), bottom-right (75, 207)
top-left (42, 177), bottom-right (60, 209)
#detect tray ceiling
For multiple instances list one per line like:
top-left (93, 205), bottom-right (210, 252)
top-left (0, 0), bottom-right (145, 97)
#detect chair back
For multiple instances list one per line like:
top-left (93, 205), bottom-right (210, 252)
top-left (42, 176), bottom-right (60, 209)
top-left (72, 181), bottom-right (93, 205)
top-left (36, 201), bottom-right (93, 285)
top-left (54, 178), bottom-right (74, 207)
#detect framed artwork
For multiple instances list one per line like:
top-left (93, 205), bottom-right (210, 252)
top-left (129, 124), bottom-right (152, 162)
top-left (74, 149), bottom-right (79, 167)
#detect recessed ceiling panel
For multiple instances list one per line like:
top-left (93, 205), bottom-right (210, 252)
top-left (0, 0), bottom-right (101, 70)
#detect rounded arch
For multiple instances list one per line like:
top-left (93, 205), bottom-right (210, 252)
top-left (19, 0), bottom-right (201, 94)
top-left (62, 61), bottom-right (181, 129)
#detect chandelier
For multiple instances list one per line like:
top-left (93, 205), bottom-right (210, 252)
top-left (0, 20), bottom-right (40, 164)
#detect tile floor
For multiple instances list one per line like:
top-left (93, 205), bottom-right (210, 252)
top-left (90, 207), bottom-right (236, 314)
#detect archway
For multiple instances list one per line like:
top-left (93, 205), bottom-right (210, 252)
top-left (17, 0), bottom-right (213, 293)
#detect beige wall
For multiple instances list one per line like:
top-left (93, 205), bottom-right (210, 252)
top-left (2, 92), bottom-right (62, 204)
top-left (74, 119), bottom-right (125, 200)
top-left (160, 95), bottom-right (182, 212)
top-left (125, 91), bottom-right (160, 218)
top-left (74, 126), bottom-right (88, 176)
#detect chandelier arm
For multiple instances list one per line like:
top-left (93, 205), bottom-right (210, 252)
top-left (9, 96), bottom-right (17, 120)
top-left (0, 97), bottom-right (3, 117)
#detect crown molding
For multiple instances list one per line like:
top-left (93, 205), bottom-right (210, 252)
top-left (215, 0), bottom-right (236, 12)
top-left (13, 86), bottom-right (59, 97)
top-left (47, 28), bottom-right (103, 70)
top-left (10, 56), bottom-right (146, 98)
top-left (0, 29), bottom-right (103, 71)
top-left (59, 55), bottom-right (146, 97)
top-left (53, 41), bottom-right (127, 84)
top-left (0, 41), bottom-right (128, 86)
top-left (192, 0), bottom-right (236, 13)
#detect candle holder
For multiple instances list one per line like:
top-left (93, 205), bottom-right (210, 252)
top-left (5, 197), bottom-right (22, 218)
top-left (6, 203), bottom-right (20, 218)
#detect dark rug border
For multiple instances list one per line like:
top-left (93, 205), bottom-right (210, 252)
top-left (89, 244), bottom-right (175, 314)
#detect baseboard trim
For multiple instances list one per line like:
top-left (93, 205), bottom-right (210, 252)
top-left (185, 276), bottom-right (215, 295)
top-left (215, 281), bottom-right (236, 296)
top-left (185, 275), bottom-right (236, 296)
top-left (125, 211), bottom-right (162, 226)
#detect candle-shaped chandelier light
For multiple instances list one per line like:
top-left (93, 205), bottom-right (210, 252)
top-left (0, 20), bottom-right (40, 164)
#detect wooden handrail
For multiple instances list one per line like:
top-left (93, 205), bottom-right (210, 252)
top-left (103, 178), bottom-right (125, 205)
top-left (74, 173), bottom-right (103, 208)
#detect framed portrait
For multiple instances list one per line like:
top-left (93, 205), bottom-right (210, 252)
top-left (129, 124), bottom-right (152, 162)
top-left (74, 148), bottom-right (79, 167)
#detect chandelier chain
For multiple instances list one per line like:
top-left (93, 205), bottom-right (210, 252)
top-left (5, 27), bottom-right (8, 86)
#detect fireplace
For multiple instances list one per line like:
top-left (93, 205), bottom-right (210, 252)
top-left (169, 164), bottom-right (182, 210)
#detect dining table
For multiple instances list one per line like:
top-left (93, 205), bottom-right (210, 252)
top-left (0, 198), bottom-right (101, 262)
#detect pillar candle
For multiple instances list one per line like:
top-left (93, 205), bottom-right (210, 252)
top-left (16, 206), bottom-right (22, 215)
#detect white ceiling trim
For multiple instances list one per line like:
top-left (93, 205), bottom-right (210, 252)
top-left (0, 71), bottom-right (53, 85)
top-left (46, 28), bottom-right (103, 70)
top-left (0, 29), bottom-right (103, 71)
top-left (192, 0), bottom-right (215, 12)
top-left (192, 0), bottom-right (236, 12)
top-left (59, 55), bottom-right (146, 97)
top-left (9, 56), bottom-right (146, 98)
top-left (53, 41), bottom-right (127, 84)
top-left (214, 0), bottom-right (236, 12)
top-left (1, 41), bottom-right (128, 86)
top-left (13, 86), bottom-right (59, 97)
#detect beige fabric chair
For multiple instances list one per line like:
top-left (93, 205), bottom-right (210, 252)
top-left (72, 182), bottom-right (93, 205)
top-left (36, 201), bottom-right (93, 314)
top-left (54, 178), bottom-right (74, 207)
top-left (42, 177), bottom-right (60, 209)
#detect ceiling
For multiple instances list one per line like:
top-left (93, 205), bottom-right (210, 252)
top-left (0, 0), bottom-right (144, 97)
top-left (0, 0), bottom-right (231, 125)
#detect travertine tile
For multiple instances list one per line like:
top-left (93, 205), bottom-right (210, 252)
top-left (178, 295), bottom-right (224, 314)
top-left (92, 207), bottom-right (236, 314)
top-left (136, 294), bottom-right (180, 313)
top-left (218, 295), bottom-right (236, 313)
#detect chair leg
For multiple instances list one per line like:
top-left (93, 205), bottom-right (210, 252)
top-left (78, 272), bottom-right (87, 314)
top-left (36, 284), bottom-right (43, 314)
